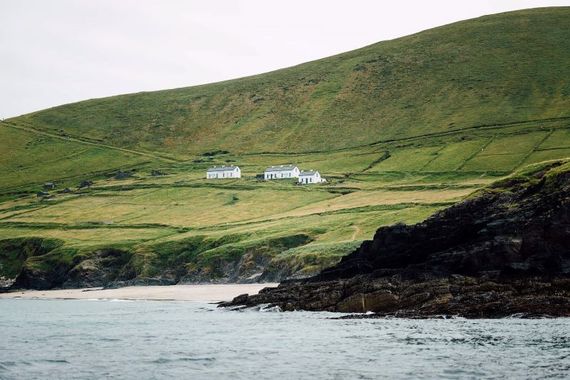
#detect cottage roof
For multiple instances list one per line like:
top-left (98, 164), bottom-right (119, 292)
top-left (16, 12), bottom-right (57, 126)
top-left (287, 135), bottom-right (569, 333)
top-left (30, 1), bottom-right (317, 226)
top-left (300, 170), bottom-right (319, 176)
top-left (264, 165), bottom-right (298, 172)
top-left (207, 166), bottom-right (239, 172)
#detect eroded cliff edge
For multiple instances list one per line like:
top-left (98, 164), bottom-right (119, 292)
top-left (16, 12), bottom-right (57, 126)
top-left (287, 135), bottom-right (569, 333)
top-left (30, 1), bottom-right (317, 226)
top-left (221, 162), bottom-right (570, 317)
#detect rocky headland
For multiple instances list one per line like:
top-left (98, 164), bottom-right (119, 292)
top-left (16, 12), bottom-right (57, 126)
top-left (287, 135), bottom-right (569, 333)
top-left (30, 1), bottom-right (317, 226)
top-left (221, 162), bottom-right (570, 317)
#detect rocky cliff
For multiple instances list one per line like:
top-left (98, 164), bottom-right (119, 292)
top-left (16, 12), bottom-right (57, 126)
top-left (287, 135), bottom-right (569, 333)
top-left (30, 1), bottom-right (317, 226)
top-left (221, 162), bottom-right (570, 317)
top-left (0, 234), bottom-right (317, 291)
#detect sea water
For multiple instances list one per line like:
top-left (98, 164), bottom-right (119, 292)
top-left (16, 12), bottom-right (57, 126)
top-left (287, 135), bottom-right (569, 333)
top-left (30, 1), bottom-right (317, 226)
top-left (0, 299), bottom-right (568, 379)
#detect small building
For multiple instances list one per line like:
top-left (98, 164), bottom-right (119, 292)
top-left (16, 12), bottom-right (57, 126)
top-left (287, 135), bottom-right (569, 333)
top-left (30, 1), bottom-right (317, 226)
top-left (298, 170), bottom-right (325, 184)
top-left (207, 166), bottom-right (241, 179)
top-left (43, 182), bottom-right (56, 190)
top-left (264, 165), bottom-right (300, 180)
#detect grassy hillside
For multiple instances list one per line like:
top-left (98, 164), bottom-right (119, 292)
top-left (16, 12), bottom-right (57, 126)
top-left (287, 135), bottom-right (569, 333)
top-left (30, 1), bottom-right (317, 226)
top-left (6, 7), bottom-right (570, 157)
top-left (1, 7), bottom-right (569, 286)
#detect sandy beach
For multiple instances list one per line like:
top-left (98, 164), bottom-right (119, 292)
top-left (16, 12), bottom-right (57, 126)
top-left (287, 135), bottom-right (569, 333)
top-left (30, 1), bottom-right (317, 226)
top-left (0, 283), bottom-right (278, 302)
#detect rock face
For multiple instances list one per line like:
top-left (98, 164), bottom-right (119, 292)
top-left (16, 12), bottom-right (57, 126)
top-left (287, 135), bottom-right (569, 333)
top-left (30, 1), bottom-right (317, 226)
top-left (10, 247), bottom-right (137, 290)
top-left (1, 237), bottom-right (65, 290)
top-left (221, 163), bottom-right (570, 317)
top-left (62, 248), bottom-right (136, 288)
top-left (1, 234), bottom-right (316, 290)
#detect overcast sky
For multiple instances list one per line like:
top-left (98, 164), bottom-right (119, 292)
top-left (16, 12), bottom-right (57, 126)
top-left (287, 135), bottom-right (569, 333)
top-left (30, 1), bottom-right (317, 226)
top-left (1, 0), bottom-right (568, 118)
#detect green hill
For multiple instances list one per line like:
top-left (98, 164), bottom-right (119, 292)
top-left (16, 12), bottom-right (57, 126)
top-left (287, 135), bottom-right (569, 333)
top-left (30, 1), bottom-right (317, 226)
top-left (6, 7), bottom-right (570, 157)
top-left (1, 7), bottom-right (569, 288)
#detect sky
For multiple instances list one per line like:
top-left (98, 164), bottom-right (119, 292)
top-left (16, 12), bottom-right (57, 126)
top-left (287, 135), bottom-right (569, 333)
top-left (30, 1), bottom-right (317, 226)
top-left (0, 0), bottom-right (568, 118)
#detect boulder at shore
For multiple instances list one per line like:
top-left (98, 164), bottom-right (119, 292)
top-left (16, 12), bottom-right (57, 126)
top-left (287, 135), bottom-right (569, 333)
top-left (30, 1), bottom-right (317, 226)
top-left (220, 161), bottom-right (570, 317)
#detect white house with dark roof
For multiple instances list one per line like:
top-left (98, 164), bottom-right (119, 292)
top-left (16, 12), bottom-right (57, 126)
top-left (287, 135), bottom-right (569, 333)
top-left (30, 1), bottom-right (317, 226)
top-left (264, 165), bottom-right (300, 180)
top-left (206, 166), bottom-right (241, 179)
top-left (298, 170), bottom-right (325, 184)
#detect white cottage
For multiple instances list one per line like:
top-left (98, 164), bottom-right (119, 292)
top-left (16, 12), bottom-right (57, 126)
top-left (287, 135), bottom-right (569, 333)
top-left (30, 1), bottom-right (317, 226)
top-left (298, 170), bottom-right (325, 184)
top-left (264, 165), bottom-right (300, 180)
top-left (206, 166), bottom-right (241, 179)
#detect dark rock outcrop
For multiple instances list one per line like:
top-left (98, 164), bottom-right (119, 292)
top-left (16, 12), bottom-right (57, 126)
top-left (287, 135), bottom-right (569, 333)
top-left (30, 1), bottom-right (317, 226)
top-left (13, 259), bottom-right (72, 290)
top-left (62, 248), bottom-right (136, 288)
top-left (221, 163), bottom-right (570, 317)
top-left (5, 243), bottom-right (136, 290)
top-left (2, 238), bottom-right (66, 290)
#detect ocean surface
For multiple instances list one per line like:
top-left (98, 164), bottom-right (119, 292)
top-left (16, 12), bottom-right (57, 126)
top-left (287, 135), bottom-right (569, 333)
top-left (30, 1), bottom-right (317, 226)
top-left (0, 299), bottom-right (568, 379)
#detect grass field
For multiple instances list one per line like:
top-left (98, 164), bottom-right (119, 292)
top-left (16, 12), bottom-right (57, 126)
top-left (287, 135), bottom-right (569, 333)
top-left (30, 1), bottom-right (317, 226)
top-left (1, 7), bottom-right (569, 281)
top-left (0, 126), bottom-right (148, 191)
top-left (0, 119), bottom-right (568, 279)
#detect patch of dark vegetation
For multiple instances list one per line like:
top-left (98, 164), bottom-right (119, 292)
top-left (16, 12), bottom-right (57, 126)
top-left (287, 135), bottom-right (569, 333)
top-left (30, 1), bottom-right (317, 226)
top-left (78, 180), bottom-right (93, 189)
top-left (113, 170), bottom-right (135, 180)
top-left (326, 188), bottom-right (355, 195)
top-left (202, 150), bottom-right (229, 157)
top-left (150, 169), bottom-right (166, 176)
top-left (353, 63), bottom-right (366, 72)
top-left (225, 194), bottom-right (239, 205)
top-left (250, 94), bottom-right (264, 103)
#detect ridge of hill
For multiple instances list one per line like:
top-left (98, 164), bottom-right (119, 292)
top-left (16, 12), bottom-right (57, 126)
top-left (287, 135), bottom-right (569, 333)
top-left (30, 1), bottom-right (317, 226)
top-left (6, 7), bottom-right (570, 158)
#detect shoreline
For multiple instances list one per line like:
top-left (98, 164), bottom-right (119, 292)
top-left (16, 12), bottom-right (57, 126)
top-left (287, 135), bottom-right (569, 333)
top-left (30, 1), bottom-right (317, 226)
top-left (0, 283), bottom-right (278, 302)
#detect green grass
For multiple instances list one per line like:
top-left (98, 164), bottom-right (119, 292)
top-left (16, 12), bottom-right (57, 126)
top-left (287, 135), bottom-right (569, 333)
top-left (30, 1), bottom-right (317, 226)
top-left (4, 186), bottom-right (337, 227)
top-left (6, 7), bottom-right (570, 157)
top-left (1, 8), bottom-right (570, 282)
top-left (539, 129), bottom-right (570, 149)
top-left (522, 148), bottom-right (570, 166)
top-left (461, 153), bottom-right (528, 172)
top-left (479, 132), bottom-right (548, 155)
top-left (2, 124), bottom-right (567, 281)
top-left (369, 146), bottom-right (443, 172)
top-left (0, 126), bottom-right (150, 191)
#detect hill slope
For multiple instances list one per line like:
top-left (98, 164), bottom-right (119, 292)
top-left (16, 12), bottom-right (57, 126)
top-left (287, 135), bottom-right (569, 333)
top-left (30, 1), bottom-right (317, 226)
top-left (1, 7), bottom-right (570, 289)
top-left (6, 7), bottom-right (570, 157)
